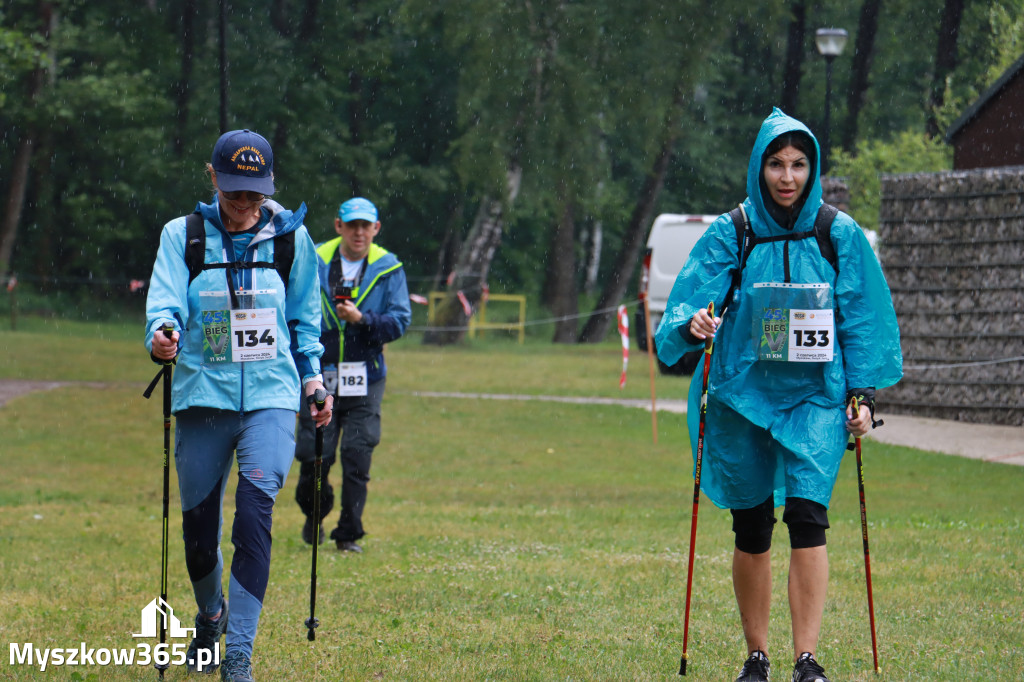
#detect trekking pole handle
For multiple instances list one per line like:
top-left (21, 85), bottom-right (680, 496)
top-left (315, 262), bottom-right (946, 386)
top-left (159, 323), bottom-right (177, 365)
top-left (308, 388), bottom-right (328, 410)
top-left (704, 302), bottom-right (715, 351)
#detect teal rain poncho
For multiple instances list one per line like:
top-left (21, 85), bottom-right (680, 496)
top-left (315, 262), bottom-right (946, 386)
top-left (654, 109), bottom-right (902, 510)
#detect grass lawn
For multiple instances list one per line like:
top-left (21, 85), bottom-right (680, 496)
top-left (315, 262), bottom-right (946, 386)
top-left (0, 318), bottom-right (1021, 680)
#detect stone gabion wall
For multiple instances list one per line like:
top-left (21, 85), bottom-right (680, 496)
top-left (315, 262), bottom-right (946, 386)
top-left (877, 168), bottom-right (1024, 426)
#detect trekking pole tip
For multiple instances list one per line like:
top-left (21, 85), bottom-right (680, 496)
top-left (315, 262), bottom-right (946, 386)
top-left (678, 653), bottom-right (687, 676)
top-left (305, 616), bottom-right (319, 641)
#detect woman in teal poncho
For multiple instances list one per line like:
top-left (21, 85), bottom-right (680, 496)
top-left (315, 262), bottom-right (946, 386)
top-left (655, 109), bottom-right (901, 682)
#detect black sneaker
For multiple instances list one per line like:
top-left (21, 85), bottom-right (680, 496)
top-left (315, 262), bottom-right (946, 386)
top-left (792, 652), bottom-right (829, 682)
top-left (186, 599), bottom-right (228, 674)
top-left (736, 650), bottom-right (771, 682)
top-left (301, 516), bottom-right (324, 545)
top-left (337, 540), bottom-right (362, 553)
top-left (329, 527), bottom-right (363, 553)
top-left (219, 651), bottom-right (254, 682)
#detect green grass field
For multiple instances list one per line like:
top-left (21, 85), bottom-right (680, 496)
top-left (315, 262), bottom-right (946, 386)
top-left (0, 318), bottom-right (1022, 680)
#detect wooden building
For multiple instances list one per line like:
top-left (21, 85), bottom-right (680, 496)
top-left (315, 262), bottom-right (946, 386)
top-left (946, 54), bottom-right (1024, 170)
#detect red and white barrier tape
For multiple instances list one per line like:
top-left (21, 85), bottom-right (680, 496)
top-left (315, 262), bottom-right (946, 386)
top-left (617, 304), bottom-right (629, 388)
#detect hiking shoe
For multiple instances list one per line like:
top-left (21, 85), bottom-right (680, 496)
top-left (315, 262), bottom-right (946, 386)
top-left (220, 651), bottom-right (254, 682)
top-left (736, 649), bottom-right (771, 682)
top-left (792, 652), bottom-right (829, 682)
top-left (186, 599), bottom-right (228, 674)
top-left (301, 516), bottom-right (324, 545)
top-left (329, 527), bottom-right (363, 553)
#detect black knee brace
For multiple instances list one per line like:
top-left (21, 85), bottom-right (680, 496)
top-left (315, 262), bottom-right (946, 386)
top-left (783, 497), bottom-right (830, 549)
top-left (731, 496), bottom-right (777, 554)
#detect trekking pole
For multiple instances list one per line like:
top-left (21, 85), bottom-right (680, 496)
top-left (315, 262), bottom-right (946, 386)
top-left (142, 324), bottom-right (175, 679)
top-left (305, 387), bottom-right (328, 641)
top-left (850, 396), bottom-right (881, 674)
top-left (679, 301), bottom-right (715, 676)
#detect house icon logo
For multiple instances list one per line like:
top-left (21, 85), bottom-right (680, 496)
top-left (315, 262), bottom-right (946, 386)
top-left (132, 597), bottom-right (196, 639)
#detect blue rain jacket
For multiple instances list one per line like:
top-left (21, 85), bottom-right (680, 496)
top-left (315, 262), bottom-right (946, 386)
top-left (315, 237), bottom-right (412, 386)
top-left (654, 108), bottom-right (902, 509)
top-left (145, 198), bottom-right (324, 414)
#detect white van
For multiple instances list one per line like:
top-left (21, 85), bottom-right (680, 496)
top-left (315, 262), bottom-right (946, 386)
top-left (636, 213), bottom-right (718, 375)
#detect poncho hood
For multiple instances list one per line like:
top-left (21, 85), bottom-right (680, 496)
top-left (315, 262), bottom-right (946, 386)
top-left (746, 107), bottom-right (822, 235)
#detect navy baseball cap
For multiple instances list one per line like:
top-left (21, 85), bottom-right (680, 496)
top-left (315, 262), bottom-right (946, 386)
top-left (339, 197), bottom-right (378, 222)
top-left (211, 129), bottom-right (276, 196)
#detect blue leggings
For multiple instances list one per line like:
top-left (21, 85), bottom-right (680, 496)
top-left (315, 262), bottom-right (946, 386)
top-left (174, 408), bottom-right (295, 660)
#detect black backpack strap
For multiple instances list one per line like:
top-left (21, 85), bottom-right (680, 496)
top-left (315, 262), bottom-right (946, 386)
top-left (724, 205), bottom-right (750, 310)
top-left (240, 232), bottom-right (295, 290)
top-left (273, 231), bottom-right (295, 291)
top-left (813, 202), bottom-right (839, 274)
top-left (723, 202), bottom-right (839, 309)
top-left (183, 211), bottom-right (295, 294)
top-left (184, 212), bottom-right (205, 286)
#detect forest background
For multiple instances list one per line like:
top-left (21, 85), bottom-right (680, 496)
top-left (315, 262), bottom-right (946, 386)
top-left (1, 0), bottom-right (1020, 343)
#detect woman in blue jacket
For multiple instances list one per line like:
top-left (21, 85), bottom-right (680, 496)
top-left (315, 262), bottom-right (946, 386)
top-left (146, 129), bottom-right (332, 682)
top-left (655, 109), bottom-right (901, 682)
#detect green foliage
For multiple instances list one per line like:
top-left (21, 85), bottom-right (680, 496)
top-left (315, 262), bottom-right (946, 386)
top-left (1, 0), bottom-right (1022, 317)
top-left (830, 131), bottom-right (952, 233)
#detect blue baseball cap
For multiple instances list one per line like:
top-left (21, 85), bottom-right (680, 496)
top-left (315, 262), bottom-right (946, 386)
top-left (211, 129), bottom-right (276, 196)
top-left (339, 197), bottom-right (378, 222)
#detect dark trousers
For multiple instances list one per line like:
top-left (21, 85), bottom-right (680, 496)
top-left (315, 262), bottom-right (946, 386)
top-left (295, 378), bottom-right (384, 542)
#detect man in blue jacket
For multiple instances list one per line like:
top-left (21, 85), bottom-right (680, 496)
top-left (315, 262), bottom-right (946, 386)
top-left (294, 197), bottom-right (411, 553)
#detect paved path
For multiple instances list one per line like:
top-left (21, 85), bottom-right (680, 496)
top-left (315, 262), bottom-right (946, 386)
top-left (2, 383), bottom-right (1019, 466)
top-left (0, 380), bottom-right (69, 407)
top-left (409, 391), bottom-right (1024, 466)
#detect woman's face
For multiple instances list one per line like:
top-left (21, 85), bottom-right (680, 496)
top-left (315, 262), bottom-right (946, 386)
top-left (763, 145), bottom-right (810, 210)
top-left (211, 175), bottom-right (264, 230)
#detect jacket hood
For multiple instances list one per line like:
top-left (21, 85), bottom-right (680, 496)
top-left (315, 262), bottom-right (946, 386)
top-left (197, 197), bottom-right (307, 241)
top-left (745, 108), bottom-right (822, 234)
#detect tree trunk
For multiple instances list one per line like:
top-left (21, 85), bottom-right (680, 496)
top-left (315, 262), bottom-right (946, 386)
top-left (0, 1), bottom-right (54, 278)
top-left (841, 0), bottom-right (883, 153)
top-left (546, 185), bottom-right (578, 343)
top-left (30, 122), bottom-right (56, 293)
top-left (219, 0), bottom-right (229, 133)
top-left (422, 167), bottom-right (522, 345)
top-left (582, 219), bottom-right (602, 296)
top-left (0, 137), bottom-right (35, 278)
top-left (926, 0), bottom-right (966, 138)
top-left (173, 0), bottom-right (196, 158)
top-left (578, 136), bottom-right (675, 343)
top-left (578, 73), bottom-right (685, 344)
top-left (430, 198), bottom-right (465, 292)
top-left (779, 0), bottom-right (807, 116)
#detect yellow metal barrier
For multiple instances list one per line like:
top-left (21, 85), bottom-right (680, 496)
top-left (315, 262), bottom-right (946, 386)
top-left (427, 291), bottom-right (526, 344)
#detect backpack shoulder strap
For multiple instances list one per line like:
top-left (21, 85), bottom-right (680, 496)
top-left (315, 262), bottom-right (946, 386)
top-left (724, 205), bottom-right (750, 311)
top-left (184, 212), bottom-right (205, 286)
top-left (813, 202), bottom-right (839, 274)
top-left (184, 212), bottom-right (296, 292)
top-left (273, 231), bottom-right (295, 291)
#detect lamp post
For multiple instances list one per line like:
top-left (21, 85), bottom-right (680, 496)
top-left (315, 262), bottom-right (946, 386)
top-left (815, 28), bottom-right (848, 176)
